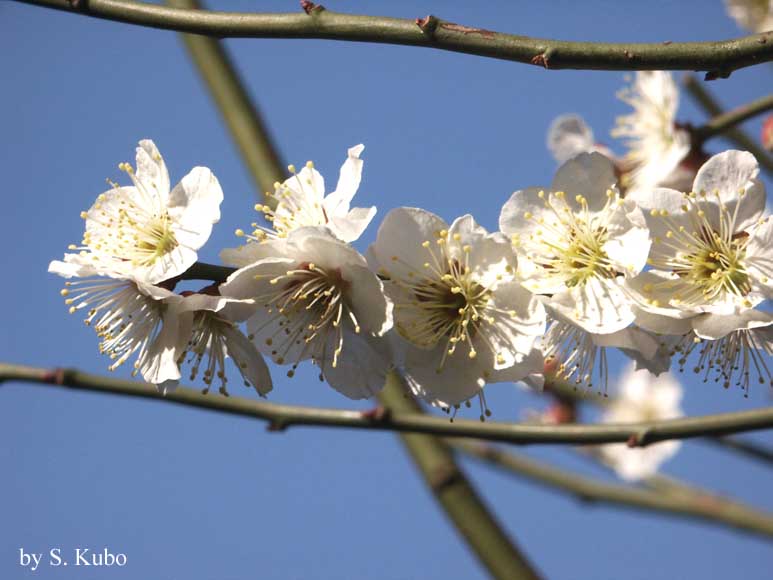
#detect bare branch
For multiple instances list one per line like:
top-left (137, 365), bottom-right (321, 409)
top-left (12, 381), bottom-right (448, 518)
top-left (454, 439), bottom-right (773, 540)
top-left (13, 0), bottom-right (773, 75)
top-left (684, 74), bottom-right (773, 176)
top-left (693, 93), bottom-right (773, 143)
top-left (3, 363), bottom-right (773, 445)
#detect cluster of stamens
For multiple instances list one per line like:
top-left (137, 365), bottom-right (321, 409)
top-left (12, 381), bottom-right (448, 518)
top-left (671, 329), bottom-right (773, 396)
top-left (512, 190), bottom-right (625, 289)
top-left (60, 278), bottom-right (163, 374)
top-left (543, 320), bottom-right (609, 393)
top-left (249, 262), bottom-right (358, 375)
top-left (235, 162), bottom-right (327, 243)
top-left (179, 312), bottom-right (252, 396)
top-left (384, 229), bottom-right (519, 372)
top-left (72, 162), bottom-right (178, 268)
top-left (642, 189), bottom-right (761, 309)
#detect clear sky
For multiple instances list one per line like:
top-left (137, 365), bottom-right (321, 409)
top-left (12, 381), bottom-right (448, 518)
top-left (2, 1), bottom-right (772, 579)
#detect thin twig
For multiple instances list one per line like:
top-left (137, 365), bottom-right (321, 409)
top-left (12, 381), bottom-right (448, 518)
top-left (381, 375), bottom-right (541, 580)
top-left (693, 94), bottom-right (773, 143)
top-left (3, 363), bottom-right (773, 446)
top-left (14, 0), bottom-right (773, 75)
top-left (454, 439), bottom-right (773, 540)
top-left (683, 74), bottom-right (773, 176)
top-left (546, 377), bottom-right (773, 468)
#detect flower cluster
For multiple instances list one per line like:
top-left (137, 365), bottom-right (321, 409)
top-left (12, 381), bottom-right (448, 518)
top-left (50, 131), bottom-right (772, 429)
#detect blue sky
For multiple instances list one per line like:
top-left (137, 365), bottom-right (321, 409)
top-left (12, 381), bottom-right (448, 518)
top-left (1, 1), bottom-right (772, 579)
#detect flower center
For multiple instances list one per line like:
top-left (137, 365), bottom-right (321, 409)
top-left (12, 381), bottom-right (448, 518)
top-left (513, 190), bottom-right (621, 289)
top-left (386, 231), bottom-right (517, 369)
top-left (645, 191), bottom-right (754, 308)
top-left (251, 262), bottom-right (358, 372)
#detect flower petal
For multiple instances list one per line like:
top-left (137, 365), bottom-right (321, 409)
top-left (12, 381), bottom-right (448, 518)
top-left (551, 152), bottom-right (618, 212)
top-left (323, 144), bottom-right (364, 216)
top-left (167, 167), bottom-right (224, 251)
top-left (135, 139), bottom-right (170, 202)
top-left (547, 114), bottom-right (596, 164)
top-left (369, 207), bottom-right (448, 280)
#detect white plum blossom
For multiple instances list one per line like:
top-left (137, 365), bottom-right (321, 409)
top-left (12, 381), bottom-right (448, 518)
top-left (500, 152), bottom-right (651, 335)
top-left (66, 139), bottom-right (223, 284)
top-left (547, 114), bottom-right (616, 165)
top-left (234, 145), bottom-right (375, 248)
top-left (629, 151), bottom-right (772, 336)
top-left (369, 208), bottom-right (546, 411)
top-left (49, 260), bottom-right (184, 385)
top-left (612, 71), bottom-right (693, 195)
top-left (220, 227), bottom-right (393, 399)
top-left (538, 310), bottom-right (671, 393)
top-left (159, 292), bottom-right (273, 397)
top-left (725, 0), bottom-right (773, 32)
top-left (599, 364), bottom-right (684, 481)
top-left (661, 308), bottom-right (773, 395)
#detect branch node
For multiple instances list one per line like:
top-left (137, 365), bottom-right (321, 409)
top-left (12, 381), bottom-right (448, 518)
top-left (662, 40), bottom-right (673, 46)
top-left (41, 368), bottom-right (67, 386)
top-left (266, 419), bottom-right (288, 432)
top-left (704, 70), bottom-right (732, 81)
top-left (67, 0), bottom-right (88, 9)
top-left (415, 15), bottom-right (439, 38)
top-left (627, 429), bottom-right (652, 448)
top-left (361, 405), bottom-right (391, 423)
top-left (300, 1), bottom-right (325, 15)
top-left (530, 49), bottom-right (553, 69)
top-left (429, 464), bottom-right (462, 493)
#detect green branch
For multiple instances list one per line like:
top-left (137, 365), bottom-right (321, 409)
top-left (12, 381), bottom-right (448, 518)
top-left (3, 363), bottom-right (773, 446)
top-left (380, 375), bottom-right (541, 580)
top-left (684, 74), bottom-right (773, 176)
top-left (693, 93), bottom-right (773, 143)
top-left (15, 0), bottom-right (773, 75)
top-left (454, 439), bottom-right (773, 540)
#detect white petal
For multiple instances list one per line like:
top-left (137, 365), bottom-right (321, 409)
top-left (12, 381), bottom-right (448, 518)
top-left (345, 264), bottom-right (393, 336)
top-left (547, 277), bottom-right (635, 334)
top-left (692, 310), bottom-right (773, 340)
top-left (401, 342), bottom-right (489, 407)
top-left (485, 281), bottom-right (546, 369)
top-left (135, 139), bottom-right (170, 201)
top-left (167, 167), bottom-right (224, 251)
top-left (601, 199), bottom-right (651, 276)
top-left (319, 331), bottom-right (392, 400)
top-left (328, 205), bottom-right (377, 243)
top-left (692, 150), bottom-right (765, 233)
top-left (369, 207), bottom-right (448, 280)
top-left (140, 307), bottom-right (192, 386)
top-left (551, 152), bottom-right (618, 212)
top-left (323, 144), bottom-right (365, 217)
top-left (547, 114), bottom-right (596, 164)
top-left (222, 324), bottom-right (273, 396)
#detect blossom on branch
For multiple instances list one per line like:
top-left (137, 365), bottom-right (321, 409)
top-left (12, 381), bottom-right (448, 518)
top-left (629, 150), bottom-right (771, 329)
top-left (221, 227), bottom-right (393, 399)
top-left (231, 145), bottom-right (376, 254)
top-left (612, 71), bottom-right (694, 195)
top-left (49, 260), bottom-right (184, 385)
top-left (599, 364), bottom-right (684, 481)
top-left (159, 292), bottom-right (273, 398)
top-left (369, 208), bottom-right (546, 411)
top-left (500, 152), bottom-right (650, 334)
top-left (67, 139), bottom-right (223, 284)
